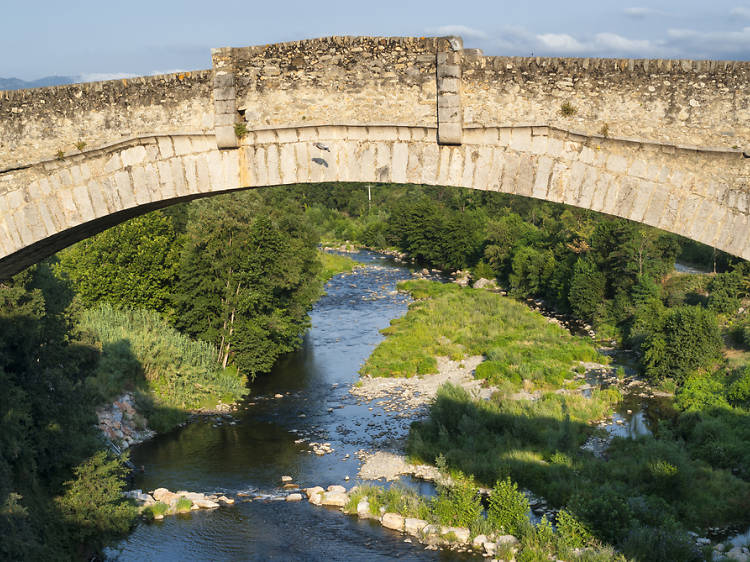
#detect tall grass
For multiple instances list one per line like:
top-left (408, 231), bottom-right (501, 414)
top-left (79, 304), bottom-right (248, 430)
top-left (318, 250), bottom-right (359, 283)
top-left (362, 280), bottom-right (602, 385)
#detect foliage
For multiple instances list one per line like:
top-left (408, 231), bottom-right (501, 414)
top-left (318, 250), bottom-right (359, 283)
top-left (175, 497), bottom-right (193, 513)
top-left (568, 257), bottom-right (606, 321)
top-left (57, 211), bottom-right (180, 314)
top-left (362, 280), bottom-right (600, 382)
top-left (55, 450), bottom-right (137, 546)
top-left (487, 477), bottom-right (530, 536)
top-left (641, 305), bottom-right (722, 384)
top-left (78, 303), bottom-right (247, 431)
top-left (172, 191), bottom-right (322, 376)
top-left (431, 469), bottom-right (483, 530)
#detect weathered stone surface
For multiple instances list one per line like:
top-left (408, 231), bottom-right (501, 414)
top-left (305, 487), bottom-right (324, 505)
top-left (440, 526), bottom-right (470, 543)
top-left (496, 534), bottom-right (520, 546)
top-left (286, 493), bottom-right (303, 502)
top-left (1, 36), bottom-right (750, 277)
top-left (192, 498), bottom-right (220, 509)
top-left (327, 485), bottom-right (346, 493)
top-left (320, 491), bottom-right (348, 507)
top-left (404, 518), bottom-right (428, 535)
top-left (381, 512), bottom-right (405, 531)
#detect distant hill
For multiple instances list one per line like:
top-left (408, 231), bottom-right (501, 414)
top-left (0, 75), bottom-right (78, 91)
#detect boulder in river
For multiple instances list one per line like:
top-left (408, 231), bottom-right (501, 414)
top-left (321, 491), bottom-right (348, 507)
top-left (286, 493), bottom-right (303, 502)
top-left (404, 518), bottom-right (428, 536)
top-left (356, 499), bottom-right (370, 517)
top-left (304, 486), bottom-right (324, 505)
top-left (192, 498), bottom-right (220, 509)
top-left (381, 512), bottom-right (405, 531)
top-left (440, 526), bottom-right (470, 543)
top-left (327, 485), bottom-right (346, 493)
top-left (281, 475), bottom-right (292, 482)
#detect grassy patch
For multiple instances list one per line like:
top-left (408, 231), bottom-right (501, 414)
top-left (79, 303), bottom-right (248, 432)
top-left (361, 280), bottom-right (602, 384)
top-left (318, 250), bottom-right (359, 283)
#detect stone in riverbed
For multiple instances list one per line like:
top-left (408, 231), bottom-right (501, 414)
top-left (218, 496), bottom-right (234, 505)
top-left (192, 498), bottom-right (220, 509)
top-left (286, 493), bottom-right (303, 502)
top-left (281, 475), bottom-right (292, 482)
top-left (440, 526), bottom-right (470, 543)
top-left (303, 486), bottom-right (324, 505)
top-left (381, 512), bottom-right (405, 531)
top-left (472, 535), bottom-right (488, 548)
top-left (496, 534), bottom-right (519, 546)
top-left (152, 488), bottom-right (179, 505)
top-left (320, 491), bottom-right (348, 507)
top-left (404, 518), bottom-right (428, 535)
top-left (356, 500), bottom-right (370, 517)
top-left (327, 485), bottom-right (346, 493)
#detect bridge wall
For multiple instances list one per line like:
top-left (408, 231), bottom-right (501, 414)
top-left (0, 71), bottom-right (214, 169)
top-left (463, 56), bottom-right (750, 149)
top-left (0, 124), bottom-right (746, 277)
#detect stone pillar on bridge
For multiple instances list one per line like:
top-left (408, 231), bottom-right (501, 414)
top-left (211, 47), bottom-right (239, 149)
top-left (436, 36), bottom-right (463, 146)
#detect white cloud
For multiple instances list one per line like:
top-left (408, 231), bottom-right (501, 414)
top-left (624, 7), bottom-right (656, 17)
top-left (536, 33), bottom-right (587, 53)
top-left (80, 72), bottom-right (137, 82)
top-left (426, 25), bottom-right (487, 40)
top-left (593, 32), bottom-right (659, 55)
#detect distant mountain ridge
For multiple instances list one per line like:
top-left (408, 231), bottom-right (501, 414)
top-left (0, 75), bottom-right (78, 91)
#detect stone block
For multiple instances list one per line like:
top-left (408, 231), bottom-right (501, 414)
top-left (214, 112), bottom-right (236, 127)
top-left (215, 126), bottom-right (238, 149)
top-left (214, 99), bottom-right (236, 115)
top-left (214, 86), bottom-right (235, 102)
top-left (121, 145), bottom-right (147, 167)
top-left (438, 122), bottom-right (462, 145)
top-left (381, 513), bottom-right (405, 531)
top-left (404, 518), bottom-right (428, 536)
top-left (320, 491), bottom-right (348, 507)
top-left (509, 127), bottom-right (532, 152)
top-left (438, 77), bottom-right (460, 94)
top-left (213, 72), bottom-right (234, 89)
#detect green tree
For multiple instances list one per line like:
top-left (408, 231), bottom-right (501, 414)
top-left (487, 477), bottom-right (530, 536)
top-left (568, 257), bottom-right (606, 321)
top-left (172, 192), bottom-right (321, 376)
top-left (642, 306), bottom-right (722, 384)
top-left (57, 211), bottom-right (180, 313)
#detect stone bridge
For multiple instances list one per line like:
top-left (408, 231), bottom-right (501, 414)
top-left (1, 36), bottom-right (749, 277)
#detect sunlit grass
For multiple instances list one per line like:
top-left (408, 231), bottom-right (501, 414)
top-left (361, 280), bottom-right (603, 386)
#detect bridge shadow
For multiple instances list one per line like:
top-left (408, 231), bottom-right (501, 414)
top-left (406, 383), bottom-right (750, 557)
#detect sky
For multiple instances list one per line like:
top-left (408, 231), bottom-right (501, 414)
top-left (3, 0), bottom-right (750, 80)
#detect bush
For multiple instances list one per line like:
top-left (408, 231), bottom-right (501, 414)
top-left (432, 471), bottom-right (483, 530)
top-left (641, 305), bottom-right (722, 384)
top-left (55, 451), bottom-right (137, 545)
top-left (555, 509), bottom-right (593, 548)
top-left (487, 477), bottom-right (530, 536)
top-left (175, 497), bottom-right (192, 513)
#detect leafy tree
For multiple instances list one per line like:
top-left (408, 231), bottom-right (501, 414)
top-left (642, 306), bottom-right (722, 384)
top-left (55, 451), bottom-right (137, 547)
top-left (57, 211), bottom-right (180, 314)
top-left (568, 258), bottom-right (606, 321)
top-left (172, 192), bottom-right (321, 376)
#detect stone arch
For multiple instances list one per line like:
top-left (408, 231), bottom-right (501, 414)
top-left (0, 123), bottom-right (748, 277)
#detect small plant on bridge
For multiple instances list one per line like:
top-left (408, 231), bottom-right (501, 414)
top-left (75, 140), bottom-right (86, 151)
top-left (234, 122), bottom-right (248, 139)
top-left (55, 149), bottom-right (65, 161)
top-left (560, 101), bottom-right (577, 117)
top-left (599, 123), bottom-right (610, 138)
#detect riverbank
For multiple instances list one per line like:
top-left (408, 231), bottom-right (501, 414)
top-left (350, 278), bottom-right (749, 560)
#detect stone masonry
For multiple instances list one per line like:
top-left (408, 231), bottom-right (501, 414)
top-left (0, 36), bottom-right (748, 276)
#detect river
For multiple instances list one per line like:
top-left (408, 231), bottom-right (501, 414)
top-left (105, 251), bottom-right (470, 561)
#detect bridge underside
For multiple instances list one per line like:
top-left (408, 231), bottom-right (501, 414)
top-left (0, 123), bottom-right (746, 278)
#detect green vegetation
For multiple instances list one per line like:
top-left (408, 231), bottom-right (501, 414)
top-left (78, 304), bottom-right (247, 432)
top-left (175, 497), bottom-right (192, 513)
top-left (318, 250), bottom-right (359, 283)
top-left (362, 280), bottom-right (601, 385)
top-left (146, 502), bottom-right (169, 518)
top-left (407, 383), bottom-right (750, 560)
top-left (560, 101), bottom-right (577, 117)
top-left (0, 265), bottom-right (138, 559)
top-left (344, 474), bottom-right (621, 561)
top-left (234, 122), bottom-right (248, 139)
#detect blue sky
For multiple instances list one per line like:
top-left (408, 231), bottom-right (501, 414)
top-left (4, 0), bottom-right (750, 80)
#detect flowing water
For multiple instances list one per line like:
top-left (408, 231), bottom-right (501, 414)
top-left (106, 251), bottom-right (468, 561)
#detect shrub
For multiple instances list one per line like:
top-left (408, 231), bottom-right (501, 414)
top-left (55, 451), bottom-right (137, 545)
top-left (147, 502), bottom-right (169, 518)
top-left (175, 497), bottom-right (192, 513)
top-left (432, 471), bottom-right (483, 530)
top-left (560, 101), bottom-right (577, 116)
top-left (556, 509), bottom-right (593, 548)
top-left (487, 477), bottom-right (530, 536)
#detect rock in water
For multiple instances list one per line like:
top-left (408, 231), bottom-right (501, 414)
top-left (286, 493), bottom-right (303, 502)
top-left (320, 491), bottom-right (348, 507)
top-left (381, 512), bottom-right (405, 531)
top-left (404, 518), bottom-right (428, 536)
